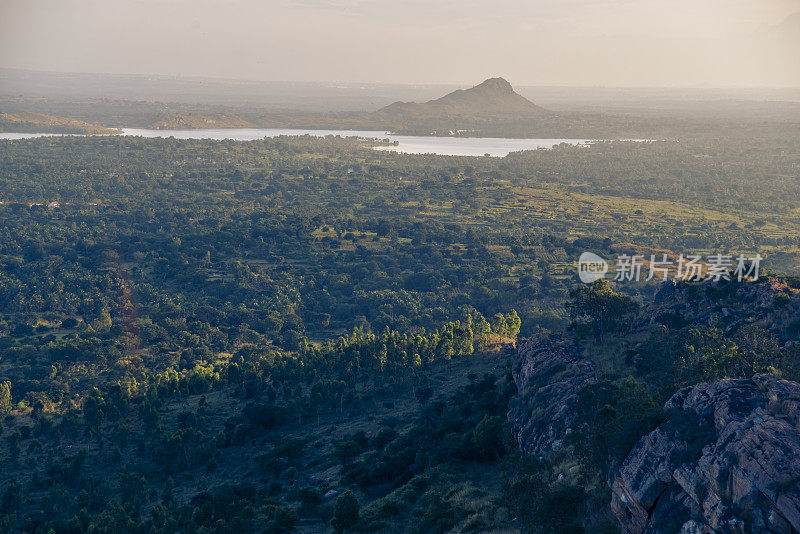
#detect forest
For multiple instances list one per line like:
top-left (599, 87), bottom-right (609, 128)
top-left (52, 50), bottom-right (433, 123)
top-left (0, 128), bottom-right (799, 532)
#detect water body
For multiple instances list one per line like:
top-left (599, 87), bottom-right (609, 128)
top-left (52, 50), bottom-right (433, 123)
top-left (0, 132), bottom-right (71, 140)
top-left (0, 128), bottom-right (600, 157)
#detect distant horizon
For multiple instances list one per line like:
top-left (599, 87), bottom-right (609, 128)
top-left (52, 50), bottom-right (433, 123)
top-left (3, 66), bottom-right (800, 93)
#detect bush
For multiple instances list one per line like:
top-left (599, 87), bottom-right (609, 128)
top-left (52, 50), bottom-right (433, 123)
top-left (271, 506), bottom-right (298, 532)
top-left (333, 490), bottom-right (360, 532)
top-left (473, 415), bottom-right (505, 460)
top-left (773, 292), bottom-right (791, 308)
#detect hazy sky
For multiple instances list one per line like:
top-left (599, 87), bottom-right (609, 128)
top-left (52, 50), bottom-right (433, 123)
top-left (1, 0), bottom-right (799, 87)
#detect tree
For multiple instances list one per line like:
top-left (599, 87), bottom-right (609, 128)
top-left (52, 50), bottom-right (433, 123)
top-left (332, 490), bottom-right (359, 532)
top-left (567, 280), bottom-right (639, 340)
top-left (473, 415), bottom-right (505, 460)
top-left (472, 314), bottom-right (492, 349)
top-left (674, 327), bottom-right (740, 383)
top-left (271, 506), bottom-right (299, 532)
top-left (504, 310), bottom-right (521, 338)
top-left (733, 324), bottom-right (780, 375)
top-left (92, 307), bottom-right (112, 332)
top-left (0, 382), bottom-right (11, 416)
top-left (491, 313), bottom-right (508, 337)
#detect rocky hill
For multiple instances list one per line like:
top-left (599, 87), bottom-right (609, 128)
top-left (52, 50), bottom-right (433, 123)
top-left (612, 375), bottom-right (800, 533)
top-left (508, 320), bottom-right (800, 532)
top-left (374, 77), bottom-right (548, 120)
top-left (256, 77), bottom-right (554, 134)
top-left (645, 278), bottom-right (800, 341)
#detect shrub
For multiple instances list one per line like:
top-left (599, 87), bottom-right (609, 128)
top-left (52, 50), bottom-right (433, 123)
top-left (332, 490), bottom-right (360, 532)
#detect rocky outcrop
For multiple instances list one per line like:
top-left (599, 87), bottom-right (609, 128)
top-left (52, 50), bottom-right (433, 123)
top-left (507, 334), bottom-right (595, 456)
top-left (612, 375), bottom-right (800, 533)
top-left (642, 278), bottom-right (800, 341)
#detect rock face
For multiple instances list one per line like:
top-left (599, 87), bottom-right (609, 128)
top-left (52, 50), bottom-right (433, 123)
top-left (508, 334), bottom-right (595, 456)
top-left (611, 375), bottom-right (800, 533)
top-left (642, 278), bottom-right (800, 340)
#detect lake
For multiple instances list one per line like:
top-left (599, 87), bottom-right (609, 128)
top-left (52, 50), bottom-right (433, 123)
top-left (0, 128), bottom-right (599, 157)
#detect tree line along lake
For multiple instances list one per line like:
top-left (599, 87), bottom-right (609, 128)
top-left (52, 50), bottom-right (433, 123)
top-left (0, 128), bottom-right (607, 157)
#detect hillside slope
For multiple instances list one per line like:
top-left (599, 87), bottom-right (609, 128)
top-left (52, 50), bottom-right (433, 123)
top-left (0, 112), bottom-right (120, 134)
top-left (146, 113), bottom-right (255, 129)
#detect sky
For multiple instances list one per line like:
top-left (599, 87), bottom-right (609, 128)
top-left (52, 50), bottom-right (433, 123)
top-left (1, 0), bottom-right (799, 87)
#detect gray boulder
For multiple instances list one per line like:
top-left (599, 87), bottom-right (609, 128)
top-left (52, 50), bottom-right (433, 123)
top-left (612, 375), bottom-right (800, 533)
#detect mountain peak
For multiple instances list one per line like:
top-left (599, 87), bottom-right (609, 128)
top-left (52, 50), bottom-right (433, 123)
top-left (472, 77), bottom-right (514, 94)
top-left (376, 77), bottom-right (547, 120)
